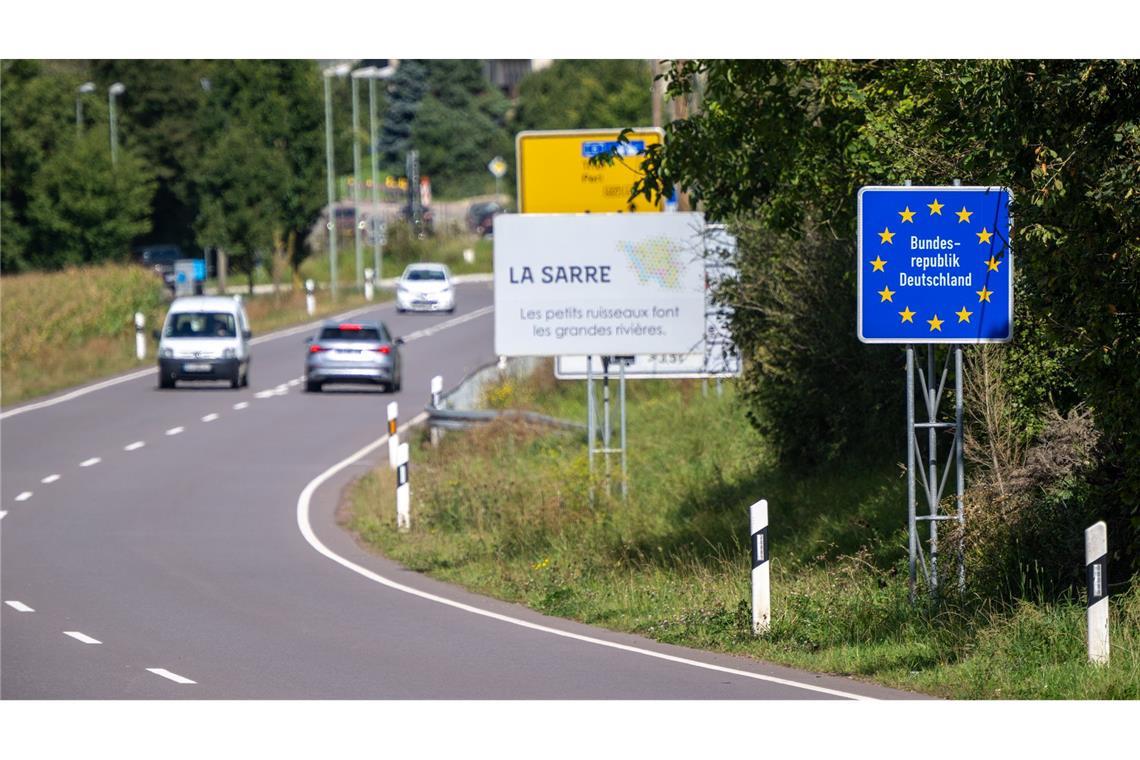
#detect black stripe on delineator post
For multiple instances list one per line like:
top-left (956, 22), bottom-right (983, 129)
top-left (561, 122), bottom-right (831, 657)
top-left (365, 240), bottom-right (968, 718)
top-left (397, 463), bottom-right (408, 488)
top-left (751, 527), bottom-right (769, 569)
top-left (1087, 553), bottom-right (1108, 607)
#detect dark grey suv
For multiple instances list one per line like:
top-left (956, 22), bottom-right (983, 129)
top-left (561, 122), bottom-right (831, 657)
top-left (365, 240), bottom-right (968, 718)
top-left (304, 320), bottom-right (403, 393)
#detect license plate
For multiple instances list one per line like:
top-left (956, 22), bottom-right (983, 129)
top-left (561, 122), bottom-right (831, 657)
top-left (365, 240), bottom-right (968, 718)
top-left (183, 363), bottom-right (211, 372)
top-left (329, 350), bottom-right (361, 360)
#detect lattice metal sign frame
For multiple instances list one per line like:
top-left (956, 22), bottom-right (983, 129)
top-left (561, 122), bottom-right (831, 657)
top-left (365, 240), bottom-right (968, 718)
top-left (857, 184), bottom-right (1014, 601)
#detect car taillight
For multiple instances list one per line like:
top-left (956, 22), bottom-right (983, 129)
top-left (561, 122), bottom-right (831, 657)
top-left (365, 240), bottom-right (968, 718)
top-left (339, 323), bottom-right (363, 331)
top-left (374, 345), bottom-right (391, 354)
top-left (309, 344), bottom-right (325, 353)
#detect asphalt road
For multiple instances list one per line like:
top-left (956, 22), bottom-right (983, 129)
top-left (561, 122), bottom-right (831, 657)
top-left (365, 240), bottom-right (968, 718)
top-left (1, 282), bottom-right (912, 699)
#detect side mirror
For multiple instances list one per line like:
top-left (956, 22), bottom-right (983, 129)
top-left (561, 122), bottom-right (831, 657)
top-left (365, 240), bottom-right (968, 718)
top-left (394, 337), bottom-right (405, 346)
top-left (243, 329), bottom-right (252, 340)
top-left (305, 336), bottom-right (313, 344)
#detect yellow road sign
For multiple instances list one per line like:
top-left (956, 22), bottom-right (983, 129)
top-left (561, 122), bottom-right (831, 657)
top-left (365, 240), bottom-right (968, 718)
top-left (515, 128), bottom-right (664, 213)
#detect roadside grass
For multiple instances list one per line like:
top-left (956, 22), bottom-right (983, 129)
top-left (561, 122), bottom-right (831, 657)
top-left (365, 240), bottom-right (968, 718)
top-left (344, 361), bottom-right (1140, 699)
top-left (298, 230), bottom-right (492, 285)
top-left (0, 262), bottom-right (372, 406)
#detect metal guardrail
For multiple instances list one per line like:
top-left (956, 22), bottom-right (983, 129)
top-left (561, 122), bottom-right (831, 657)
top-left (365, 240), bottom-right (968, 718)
top-left (425, 358), bottom-right (585, 433)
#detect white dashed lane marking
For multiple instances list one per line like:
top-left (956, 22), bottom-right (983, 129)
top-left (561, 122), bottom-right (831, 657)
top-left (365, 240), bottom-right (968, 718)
top-left (80, 457), bottom-right (101, 467)
top-left (15, 492), bottom-right (32, 502)
top-left (63, 631), bottom-right (102, 645)
top-left (166, 426), bottom-right (185, 436)
top-left (201, 413), bottom-right (219, 423)
top-left (233, 402), bottom-right (249, 410)
top-left (5, 601), bottom-right (35, 612)
top-left (41, 474), bottom-right (61, 484)
top-left (0, 511), bottom-right (7, 520)
top-left (147, 668), bottom-right (196, 685)
top-left (254, 390), bottom-right (274, 399)
top-left (124, 441), bottom-right (145, 452)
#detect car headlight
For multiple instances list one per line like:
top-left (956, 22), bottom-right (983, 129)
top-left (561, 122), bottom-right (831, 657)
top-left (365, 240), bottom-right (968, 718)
top-left (160, 348), bottom-right (174, 358)
top-left (397, 283), bottom-right (409, 293)
top-left (223, 348), bottom-right (237, 359)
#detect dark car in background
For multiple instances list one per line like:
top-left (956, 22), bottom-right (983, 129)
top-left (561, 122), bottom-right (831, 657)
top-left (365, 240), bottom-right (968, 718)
top-left (137, 244), bottom-right (183, 289)
top-left (466, 201), bottom-right (503, 236)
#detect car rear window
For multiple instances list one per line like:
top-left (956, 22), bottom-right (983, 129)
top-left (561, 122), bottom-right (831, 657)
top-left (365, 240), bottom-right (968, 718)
top-left (405, 269), bottom-right (446, 281)
top-left (165, 312), bottom-right (235, 338)
top-left (319, 325), bottom-right (384, 341)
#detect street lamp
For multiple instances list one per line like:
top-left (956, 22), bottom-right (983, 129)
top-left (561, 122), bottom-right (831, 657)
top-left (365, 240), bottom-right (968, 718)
top-left (366, 67), bottom-right (393, 282)
top-left (108, 82), bottom-right (126, 167)
top-left (76, 81), bottom-right (95, 134)
top-left (322, 62), bottom-right (351, 299)
top-left (350, 66), bottom-right (374, 291)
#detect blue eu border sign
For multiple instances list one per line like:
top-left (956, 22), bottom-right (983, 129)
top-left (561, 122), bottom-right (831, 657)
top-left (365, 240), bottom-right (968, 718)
top-left (858, 185), bottom-right (1013, 344)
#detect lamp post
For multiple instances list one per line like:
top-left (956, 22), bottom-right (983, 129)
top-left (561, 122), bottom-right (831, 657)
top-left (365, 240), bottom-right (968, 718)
top-left (367, 66), bottom-right (394, 283)
top-left (323, 63), bottom-right (351, 299)
top-left (76, 81), bottom-right (95, 134)
top-left (108, 82), bottom-right (125, 167)
top-left (350, 67), bottom-right (373, 291)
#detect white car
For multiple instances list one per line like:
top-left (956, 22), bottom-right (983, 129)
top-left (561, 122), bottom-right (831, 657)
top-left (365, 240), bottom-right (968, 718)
top-left (156, 296), bottom-right (251, 389)
top-left (395, 263), bottom-right (455, 313)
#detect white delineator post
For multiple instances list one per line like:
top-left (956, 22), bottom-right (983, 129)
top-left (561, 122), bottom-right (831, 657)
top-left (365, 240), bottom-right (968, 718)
top-left (750, 499), bottom-right (771, 634)
top-left (134, 312), bottom-right (146, 360)
top-left (305, 278), bottom-right (316, 316)
top-left (1086, 521), bottom-right (1109, 665)
top-left (396, 442), bottom-right (410, 532)
top-left (364, 267), bottom-right (374, 302)
top-left (387, 401), bottom-right (399, 470)
top-left (431, 375), bottom-right (443, 408)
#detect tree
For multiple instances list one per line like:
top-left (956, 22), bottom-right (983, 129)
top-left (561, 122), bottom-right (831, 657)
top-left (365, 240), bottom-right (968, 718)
top-left (24, 129), bottom-right (155, 268)
top-left (514, 59), bottom-right (653, 132)
top-left (194, 123), bottom-right (288, 286)
top-left (631, 59), bottom-right (1140, 569)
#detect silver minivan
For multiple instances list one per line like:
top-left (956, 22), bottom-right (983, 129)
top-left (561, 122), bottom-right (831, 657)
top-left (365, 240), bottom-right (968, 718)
top-left (156, 296), bottom-right (251, 389)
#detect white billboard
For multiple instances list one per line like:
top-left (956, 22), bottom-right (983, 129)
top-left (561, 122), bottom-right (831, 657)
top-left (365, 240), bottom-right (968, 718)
top-left (554, 224), bottom-right (742, 378)
top-left (493, 213), bottom-right (707, 357)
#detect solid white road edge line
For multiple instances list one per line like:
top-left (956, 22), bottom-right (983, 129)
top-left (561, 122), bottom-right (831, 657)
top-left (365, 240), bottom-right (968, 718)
top-left (295, 415), bottom-right (873, 702)
top-left (80, 457), bottom-right (101, 467)
top-left (147, 668), bottom-right (196, 685)
top-left (124, 441), bottom-right (145, 452)
top-left (5, 601), bottom-right (35, 612)
top-left (15, 492), bottom-right (32, 502)
top-left (41, 474), bottom-right (61, 484)
top-left (63, 631), bottom-right (102, 644)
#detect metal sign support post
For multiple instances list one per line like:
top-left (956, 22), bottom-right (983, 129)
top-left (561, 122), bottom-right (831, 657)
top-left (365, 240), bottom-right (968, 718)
top-left (620, 361), bottom-right (628, 501)
top-left (587, 355), bottom-right (595, 481)
top-left (602, 356), bottom-right (612, 487)
top-left (906, 344), bottom-right (966, 602)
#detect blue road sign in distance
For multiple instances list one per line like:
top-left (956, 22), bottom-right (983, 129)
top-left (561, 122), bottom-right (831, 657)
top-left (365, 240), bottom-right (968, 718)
top-left (858, 185), bottom-right (1012, 344)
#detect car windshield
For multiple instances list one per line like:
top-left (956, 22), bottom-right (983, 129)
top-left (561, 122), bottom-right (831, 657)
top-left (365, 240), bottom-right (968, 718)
top-left (405, 269), bottom-right (446, 281)
top-left (164, 312), bottom-right (236, 338)
top-left (319, 326), bottom-right (384, 341)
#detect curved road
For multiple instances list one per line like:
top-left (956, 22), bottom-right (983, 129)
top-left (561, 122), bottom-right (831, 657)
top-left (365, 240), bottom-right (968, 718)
top-left (1, 282), bottom-right (910, 699)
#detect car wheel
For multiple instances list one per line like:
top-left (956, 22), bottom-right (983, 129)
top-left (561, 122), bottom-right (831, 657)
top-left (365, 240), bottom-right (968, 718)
top-left (241, 364), bottom-right (250, 387)
top-left (159, 373), bottom-right (175, 390)
top-left (306, 380), bottom-right (322, 393)
top-left (230, 369), bottom-right (241, 389)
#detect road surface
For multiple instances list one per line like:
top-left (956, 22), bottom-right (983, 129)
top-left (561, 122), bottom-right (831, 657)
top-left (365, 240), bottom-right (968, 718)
top-left (1, 282), bottom-right (911, 699)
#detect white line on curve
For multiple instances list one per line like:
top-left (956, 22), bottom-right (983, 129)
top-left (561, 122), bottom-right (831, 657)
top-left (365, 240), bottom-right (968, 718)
top-left (80, 457), bottom-right (101, 468)
top-left (295, 301), bottom-right (867, 701)
top-left (124, 441), bottom-right (145, 452)
top-left (166, 427), bottom-right (185, 436)
top-left (201, 413), bottom-right (219, 423)
top-left (0, 511), bottom-right (7, 520)
top-left (233, 402), bottom-right (249, 410)
top-left (15, 492), bottom-right (32, 502)
top-left (287, 379), bottom-right (301, 387)
top-left (5, 601), bottom-right (34, 612)
top-left (63, 631), bottom-right (102, 644)
top-left (41, 474), bottom-right (60, 484)
top-left (147, 668), bottom-right (196, 685)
